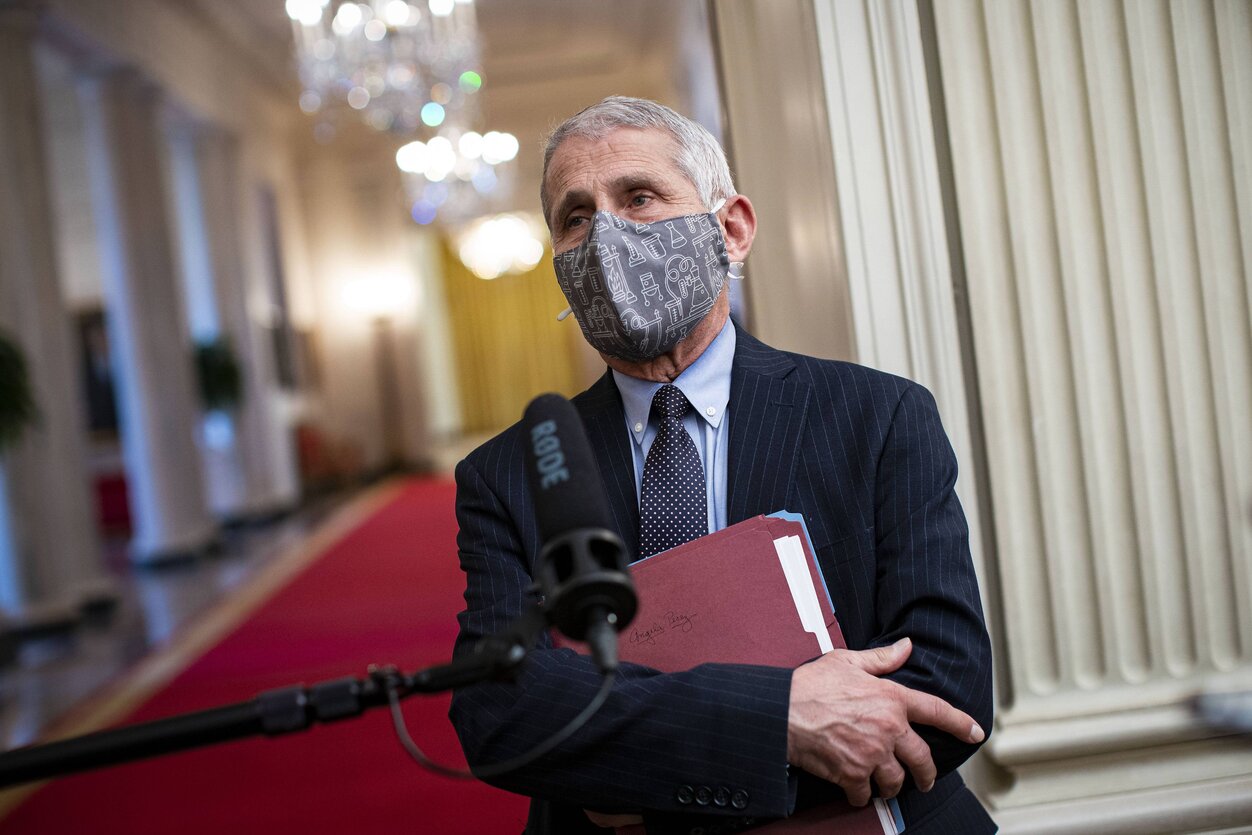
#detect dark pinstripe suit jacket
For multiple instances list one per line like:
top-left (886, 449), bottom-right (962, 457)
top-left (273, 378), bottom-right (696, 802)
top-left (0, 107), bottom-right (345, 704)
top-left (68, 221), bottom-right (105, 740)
top-left (450, 328), bottom-right (995, 834)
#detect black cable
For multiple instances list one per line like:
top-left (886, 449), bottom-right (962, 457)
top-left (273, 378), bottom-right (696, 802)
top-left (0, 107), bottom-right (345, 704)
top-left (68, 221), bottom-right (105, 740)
top-left (387, 671), bottom-right (617, 779)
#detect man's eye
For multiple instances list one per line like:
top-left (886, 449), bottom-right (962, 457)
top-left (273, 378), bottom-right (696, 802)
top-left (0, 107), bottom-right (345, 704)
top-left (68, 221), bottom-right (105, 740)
top-left (630, 194), bottom-right (652, 207)
top-left (565, 215), bottom-right (588, 230)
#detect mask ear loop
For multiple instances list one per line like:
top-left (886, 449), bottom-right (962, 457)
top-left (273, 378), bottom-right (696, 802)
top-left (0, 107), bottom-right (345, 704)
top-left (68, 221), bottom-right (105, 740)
top-left (711, 197), bottom-right (745, 280)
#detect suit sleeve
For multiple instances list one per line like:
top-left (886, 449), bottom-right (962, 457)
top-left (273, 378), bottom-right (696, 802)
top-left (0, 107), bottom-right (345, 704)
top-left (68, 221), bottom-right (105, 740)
top-left (869, 383), bottom-right (994, 775)
top-left (448, 453), bottom-right (794, 819)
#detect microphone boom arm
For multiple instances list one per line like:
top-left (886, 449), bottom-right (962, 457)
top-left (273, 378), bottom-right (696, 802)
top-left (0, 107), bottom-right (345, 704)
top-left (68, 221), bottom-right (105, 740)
top-left (0, 604), bottom-right (550, 790)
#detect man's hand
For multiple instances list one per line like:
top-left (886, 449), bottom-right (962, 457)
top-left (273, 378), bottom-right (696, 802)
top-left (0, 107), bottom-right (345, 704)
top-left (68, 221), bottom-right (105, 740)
top-left (787, 637), bottom-right (985, 807)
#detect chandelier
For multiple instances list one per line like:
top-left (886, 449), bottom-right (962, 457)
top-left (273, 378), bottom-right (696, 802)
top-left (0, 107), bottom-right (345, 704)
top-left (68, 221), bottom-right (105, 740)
top-left (285, 0), bottom-right (483, 136)
top-left (396, 124), bottom-right (519, 225)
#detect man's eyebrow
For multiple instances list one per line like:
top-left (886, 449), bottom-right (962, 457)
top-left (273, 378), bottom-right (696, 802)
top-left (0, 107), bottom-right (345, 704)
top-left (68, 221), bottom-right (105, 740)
top-left (607, 173), bottom-right (664, 193)
top-left (552, 187), bottom-right (591, 226)
top-left (550, 173), bottom-right (672, 226)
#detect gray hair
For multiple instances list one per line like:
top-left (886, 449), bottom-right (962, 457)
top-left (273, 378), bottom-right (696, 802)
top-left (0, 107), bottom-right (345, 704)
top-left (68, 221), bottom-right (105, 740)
top-left (540, 96), bottom-right (736, 227)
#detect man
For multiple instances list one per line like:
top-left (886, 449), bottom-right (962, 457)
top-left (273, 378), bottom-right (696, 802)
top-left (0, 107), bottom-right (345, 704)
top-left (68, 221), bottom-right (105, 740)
top-left (450, 96), bottom-right (995, 834)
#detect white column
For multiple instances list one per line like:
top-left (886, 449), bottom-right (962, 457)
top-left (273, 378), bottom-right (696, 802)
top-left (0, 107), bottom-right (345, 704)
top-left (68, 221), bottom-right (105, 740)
top-left (77, 69), bottom-right (215, 563)
top-left (933, 0), bottom-right (1252, 829)
top-left (0, 2), bottom-right (113, 622)
top-left (809, 0), bottom-right (991, 587)
top-left (197, 131), bottom-right (299, 518)
top-left (717, 0), bottom-right (995, 677)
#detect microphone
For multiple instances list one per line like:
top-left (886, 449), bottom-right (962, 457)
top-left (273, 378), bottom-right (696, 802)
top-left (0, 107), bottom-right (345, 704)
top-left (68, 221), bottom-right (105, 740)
top-left (522, 393), bottom-right (637, 672)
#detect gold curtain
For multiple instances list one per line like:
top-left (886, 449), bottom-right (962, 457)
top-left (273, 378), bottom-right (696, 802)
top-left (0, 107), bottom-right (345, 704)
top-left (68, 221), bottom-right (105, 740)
top-left (441, 238), bottom-right (586, 434)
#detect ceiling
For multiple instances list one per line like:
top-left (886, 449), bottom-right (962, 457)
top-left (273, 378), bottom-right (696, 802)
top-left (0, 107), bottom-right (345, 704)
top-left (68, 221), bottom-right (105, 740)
top-left (183, 0), bottom-right (721, 215)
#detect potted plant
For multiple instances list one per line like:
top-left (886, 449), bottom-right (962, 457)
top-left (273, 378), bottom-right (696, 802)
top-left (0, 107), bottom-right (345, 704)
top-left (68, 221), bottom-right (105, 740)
top-left (194, 337), bottom-right (244, 413)
top-left (0, 329), bottom-right (38, 453)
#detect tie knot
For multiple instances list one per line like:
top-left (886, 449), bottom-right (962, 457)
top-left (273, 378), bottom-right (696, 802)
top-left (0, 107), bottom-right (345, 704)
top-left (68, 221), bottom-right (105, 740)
top-left (651, 384), bottom-right (691, 420)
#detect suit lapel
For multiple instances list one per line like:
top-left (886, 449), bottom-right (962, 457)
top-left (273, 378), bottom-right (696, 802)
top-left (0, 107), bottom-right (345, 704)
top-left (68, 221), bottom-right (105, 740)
top-left (574, 372), bottom-right (641, 561)
top-left (727, 330), bottom-right (812, 525)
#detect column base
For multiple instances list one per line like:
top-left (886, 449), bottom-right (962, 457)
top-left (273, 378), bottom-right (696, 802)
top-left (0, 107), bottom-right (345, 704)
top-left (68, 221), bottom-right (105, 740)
top-left (0, 577), bottom-right (126, 665)
top-left (983, 735), bottom-right (1252, 834)
top-left (72, 576), bottom-right (122, 620)
top-left (990, 772), bottom-right (1252, 834)
top-left (128, 530), bottom-right (219, 568)
top-left (0, 598), bottom-right (80, 644)
top-left (218, 498), bottom-right (299, 530)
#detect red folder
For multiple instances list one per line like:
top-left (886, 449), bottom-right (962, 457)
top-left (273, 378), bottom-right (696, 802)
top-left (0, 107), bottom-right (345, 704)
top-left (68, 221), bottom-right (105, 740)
top-left (561, 514), bottom-right (901, 834)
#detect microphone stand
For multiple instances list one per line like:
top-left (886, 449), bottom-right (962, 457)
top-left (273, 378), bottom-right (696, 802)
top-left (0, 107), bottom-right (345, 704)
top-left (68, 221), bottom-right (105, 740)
top-left (0, 605), bottom-right (549, 789)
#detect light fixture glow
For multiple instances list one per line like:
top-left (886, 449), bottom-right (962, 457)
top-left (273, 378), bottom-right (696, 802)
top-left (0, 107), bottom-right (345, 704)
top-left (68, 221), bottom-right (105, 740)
top-left (420, 102), bottom-right (446, 126)
top-left (457, 214), bottom-right (548, 280)
top-left (332, 2), bottom-right (362, 32)
top-left (480, 131), bottom-right (519, 165)
top-left (458, 131), bottom-right (483, 159)
top-left (384, 0), bottom-right (412, 26)
top-left (395, 140), bottom-right (429, 173)
top-left (341, 271), bottom-right (417, 319)
top-left (285, 0), bottom-right (324, 26)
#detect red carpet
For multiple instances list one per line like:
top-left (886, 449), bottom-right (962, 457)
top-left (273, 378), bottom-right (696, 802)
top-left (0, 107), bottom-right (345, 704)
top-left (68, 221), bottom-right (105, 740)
top-left (0, 479), bottom-right (529, 834)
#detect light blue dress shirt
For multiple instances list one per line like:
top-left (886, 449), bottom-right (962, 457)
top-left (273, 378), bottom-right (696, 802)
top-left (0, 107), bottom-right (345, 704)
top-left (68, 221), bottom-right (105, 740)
top-left (611, 319), bottom-right (735, 535)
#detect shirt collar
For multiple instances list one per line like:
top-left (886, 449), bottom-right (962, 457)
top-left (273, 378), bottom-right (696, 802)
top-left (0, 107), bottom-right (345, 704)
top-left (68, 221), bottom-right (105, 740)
top-left (612, 319), bottom-right (736, 447)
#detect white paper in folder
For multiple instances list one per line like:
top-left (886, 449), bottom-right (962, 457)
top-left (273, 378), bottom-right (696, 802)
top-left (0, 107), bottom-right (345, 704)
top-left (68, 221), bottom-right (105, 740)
top-left (773, 534), bottom-right (835, 655)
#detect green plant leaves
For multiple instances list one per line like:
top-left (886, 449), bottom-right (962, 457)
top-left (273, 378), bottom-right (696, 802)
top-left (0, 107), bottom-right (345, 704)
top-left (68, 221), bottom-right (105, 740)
top-left (0, 330), bottom-right (38, 453)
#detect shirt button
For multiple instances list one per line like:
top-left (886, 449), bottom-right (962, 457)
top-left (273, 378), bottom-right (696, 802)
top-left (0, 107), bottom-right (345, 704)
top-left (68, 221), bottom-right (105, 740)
top-left (731, 789), bottom-right (750, 810)
top-left (634, 422), bottom-right (643, 433)
top-left (705, 406), bottom-right (716, 416)
top-left (713, 786), bottom-right (731, 807)
top-left (695, 785), bottom-right (713, 806)
top-left (676, 785), bottom-right (695, 805)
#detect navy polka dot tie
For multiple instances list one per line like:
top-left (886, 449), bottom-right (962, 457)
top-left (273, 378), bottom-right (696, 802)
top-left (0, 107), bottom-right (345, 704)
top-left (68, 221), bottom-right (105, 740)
top-left (639, 385), bottom-right (708, 559)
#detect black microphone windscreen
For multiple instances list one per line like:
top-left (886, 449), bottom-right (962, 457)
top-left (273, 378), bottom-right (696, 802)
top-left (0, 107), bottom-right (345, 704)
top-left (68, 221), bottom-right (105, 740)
top-left (522, 393), bottom-right (614, 542)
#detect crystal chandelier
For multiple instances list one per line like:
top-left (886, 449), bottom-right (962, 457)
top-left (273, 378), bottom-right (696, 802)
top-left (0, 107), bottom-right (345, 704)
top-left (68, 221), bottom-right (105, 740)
top-left (285, 0), bottom-right (483, 137)
top-left (396, 123), bottom-right (519, 225)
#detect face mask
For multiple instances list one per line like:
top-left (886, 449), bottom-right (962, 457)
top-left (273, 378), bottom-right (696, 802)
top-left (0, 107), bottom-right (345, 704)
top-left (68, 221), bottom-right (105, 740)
top-left (552, 201), bottom-right (731, 362)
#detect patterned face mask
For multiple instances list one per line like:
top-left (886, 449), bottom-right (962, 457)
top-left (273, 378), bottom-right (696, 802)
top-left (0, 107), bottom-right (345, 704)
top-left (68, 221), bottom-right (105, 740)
top-left (552, 201), bottom-right (730, 362)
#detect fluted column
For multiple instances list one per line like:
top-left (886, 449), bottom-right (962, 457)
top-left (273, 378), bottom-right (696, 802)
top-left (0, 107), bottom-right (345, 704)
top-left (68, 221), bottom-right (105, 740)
top-left (933, 0), bottom-right (1252, 829)
top-left (77, 69), bottom-right (214, 563)
top-left (0, 2), bottom-right (113, 620)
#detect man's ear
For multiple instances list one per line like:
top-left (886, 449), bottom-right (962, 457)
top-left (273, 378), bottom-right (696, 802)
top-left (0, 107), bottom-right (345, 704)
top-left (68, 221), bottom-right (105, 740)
top-left (719, 194), bottom-right (757, 263)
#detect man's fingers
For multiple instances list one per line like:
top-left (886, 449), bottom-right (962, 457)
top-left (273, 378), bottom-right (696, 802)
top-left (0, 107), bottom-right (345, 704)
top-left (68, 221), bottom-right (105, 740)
top-left (905, 689), bottom-right (985, 743)
top-left (873, 759), bottom-right (906, 799)
top-left (843, 777), bottom-right (873, 807)
top-left (842, 637), bottom-right (912, 675)
top-left (894, 728), bottom-right (936, 791)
